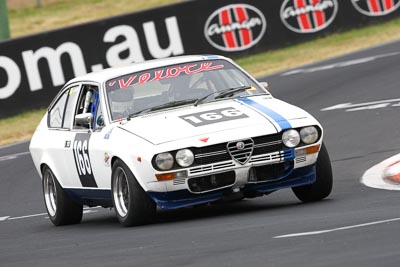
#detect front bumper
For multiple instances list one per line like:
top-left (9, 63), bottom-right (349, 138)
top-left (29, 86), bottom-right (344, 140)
top-left (147, 164), bottom-right (316, 209)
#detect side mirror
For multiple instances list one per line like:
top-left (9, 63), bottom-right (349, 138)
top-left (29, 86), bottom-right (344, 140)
top-left (259, 82), bottom-right (269, 91)
top-left (75, 113), bottom-right (93, 127)
top-left (97, 115), bottom-right (105, 127)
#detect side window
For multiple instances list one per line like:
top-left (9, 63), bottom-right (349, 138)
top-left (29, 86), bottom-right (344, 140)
top-left (74, 85), bottom-right (100, 129)
top-left (49, 90), bottom-right (68, 128)
top-left (62, 86), bottom-right (80, 129)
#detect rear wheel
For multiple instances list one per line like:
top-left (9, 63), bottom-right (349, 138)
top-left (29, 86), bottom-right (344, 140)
top-left (292, 142), bottom-right (333, 202)
top-left (111, 160), bottom-right (156, 227)
top-left (42, 166), bottom-right (83, 226)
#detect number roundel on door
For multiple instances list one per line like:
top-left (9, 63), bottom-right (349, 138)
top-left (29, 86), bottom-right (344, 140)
top-left (72, 133), bottom-right (98, 187)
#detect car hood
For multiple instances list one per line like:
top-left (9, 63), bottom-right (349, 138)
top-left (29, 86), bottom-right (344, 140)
top-left (118, 96), bottom-right (311, 145)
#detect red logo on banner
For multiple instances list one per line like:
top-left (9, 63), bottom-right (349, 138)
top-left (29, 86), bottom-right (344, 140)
top-left (204, 4), bottom-right (267, 52)
top-left (352, 0), bottom-right (400, 16)
top-left (280, 0), bottom-right (338, 34)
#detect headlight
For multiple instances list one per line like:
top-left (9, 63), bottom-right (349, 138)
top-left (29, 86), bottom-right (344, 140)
top-left (300, 126), bottom-right (319, 144)
top-left (155, 152), bottom-right (174, 170)
top-left (176, 149), bottom-right (194, 167)
top-left (282, 129), bottom-right (300, 148)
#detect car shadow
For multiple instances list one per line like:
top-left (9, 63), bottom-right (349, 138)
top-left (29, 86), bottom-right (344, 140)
top-left (75, 197), bottom-right (334, 228)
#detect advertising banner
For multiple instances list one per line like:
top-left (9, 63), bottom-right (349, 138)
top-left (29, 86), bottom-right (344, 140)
top-left (0, 0), bottom-right (399, 117)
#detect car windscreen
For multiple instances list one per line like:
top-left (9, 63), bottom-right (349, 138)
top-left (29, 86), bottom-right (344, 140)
top-left (105, 59), bottom-right (266, 121)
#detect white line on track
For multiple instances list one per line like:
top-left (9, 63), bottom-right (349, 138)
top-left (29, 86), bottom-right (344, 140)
top-left (1, 207), bottom-right (101, 223)
top-left (8, 213), bottom-right (48, 220)
top-left (0, 151), bottom-right (30, 162)
top-left (281, 51), bottom-right (400, 76)
top-left (274, 217), bottom-right (400, 239)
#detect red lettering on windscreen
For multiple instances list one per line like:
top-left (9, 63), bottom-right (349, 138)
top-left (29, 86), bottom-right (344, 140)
top-left (136, 73), bottom-right (151, 84)
top-left (118, 75), bottom-right (137, 89)
top-left (111, 62), bottom-right (224, 89)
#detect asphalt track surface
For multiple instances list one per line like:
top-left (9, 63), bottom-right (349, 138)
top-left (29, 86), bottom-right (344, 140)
top-left (1, 40), bottom-right (400, 266)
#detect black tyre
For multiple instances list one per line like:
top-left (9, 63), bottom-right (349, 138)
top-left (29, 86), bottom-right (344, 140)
top-left (292, 142), bottom-right (333, 202)
top-left (111, 159), bottom-right (156, 227)
top-left (42, 166), bottom-right (83, 226)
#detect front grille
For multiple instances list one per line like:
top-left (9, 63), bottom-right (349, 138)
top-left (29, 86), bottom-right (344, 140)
top-left (193, 133), bottom-right (283, 166)
top-left (188, 171), bottom-right (235, 193)
top-left (249, 150), bottom-right (293, 164)
top-left (189, 161), bottom-right (235, 175)
top-left (227, 139), bottom-right (254, 164)
top-left (153, 133), bottom-right (285, 172)
top-left (193, 143), bottom-right (231, 165)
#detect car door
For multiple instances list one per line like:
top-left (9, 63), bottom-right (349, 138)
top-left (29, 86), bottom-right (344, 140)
top-left (46, 83), bottom-right (85, 188)
top-left (50, 82), bottom-right (113, 191)
top-left (68, 83), bottom-right (102, 189)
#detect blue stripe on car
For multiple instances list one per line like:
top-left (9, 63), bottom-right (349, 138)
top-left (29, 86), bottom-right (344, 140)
top-left (236, 97), bottom-right (291, 131)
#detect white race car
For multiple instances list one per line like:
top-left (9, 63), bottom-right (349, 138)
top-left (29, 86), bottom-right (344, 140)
top-left (30, 55), bottom-right (333, 227)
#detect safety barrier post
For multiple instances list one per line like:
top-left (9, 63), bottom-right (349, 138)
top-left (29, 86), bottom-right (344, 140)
top-left (0, 0), bottom-right (10, 40)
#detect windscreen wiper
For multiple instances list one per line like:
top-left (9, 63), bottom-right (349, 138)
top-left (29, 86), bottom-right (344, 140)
top-left (194, 85), bottom-right (251, 106)
top-left (128, 99), bottom-right (197, 120)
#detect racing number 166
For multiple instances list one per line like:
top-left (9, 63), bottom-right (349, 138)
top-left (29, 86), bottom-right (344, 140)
top-left (73, 140), bottom-right (92, 175)
top-left (183, 108), bottom-right (244, 125)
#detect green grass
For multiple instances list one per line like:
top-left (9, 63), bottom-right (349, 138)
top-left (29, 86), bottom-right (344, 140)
top-left (8, 0), bottom-right (182, 37)
top-left (1, 4), bottom-right (400, 146)
top-left (0, 109), bottom-right (46, 146)
top-left (237, 18), bottom-right (400, 77)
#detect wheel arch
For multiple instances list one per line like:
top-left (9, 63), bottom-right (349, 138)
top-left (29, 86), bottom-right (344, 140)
top-left (38, 156), bottom-right (65, 188)
top-left (110, 155), bottom-right (150, 192)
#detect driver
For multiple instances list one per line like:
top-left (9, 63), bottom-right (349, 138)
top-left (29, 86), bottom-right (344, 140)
top-left (109, 88), bottom-right (134, 120)
top-left (166, 74), bottom-right (209, 101)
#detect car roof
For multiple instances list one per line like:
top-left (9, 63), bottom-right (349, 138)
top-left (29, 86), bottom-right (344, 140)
top-left (68, 55), bottom-right (230, 85)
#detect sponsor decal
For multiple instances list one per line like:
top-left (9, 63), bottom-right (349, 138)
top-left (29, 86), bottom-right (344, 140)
top-left (104, 152), bottom-right (111, 167)
top-left (107, 62), bottom-right (224, 90)
top-left (0, 16), bottom-right (184, 101)
top-left (72, 133), bottom-right (97, 188)
top-left (204, 4), bottom-right (267, 52)
top-left (280, 0), bottom-right (338, 34)
top-left (180, 107), bottom-right (248, 127)
top-left (351, 0), bottom-right (400, 16)
top-left (236, 98), bottom-right (291, 131)
top-left (104, 127), bottom-right (114, 139)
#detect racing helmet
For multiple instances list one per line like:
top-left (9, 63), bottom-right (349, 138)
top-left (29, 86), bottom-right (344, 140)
top-left (109, 89), bottom-right (134, 118)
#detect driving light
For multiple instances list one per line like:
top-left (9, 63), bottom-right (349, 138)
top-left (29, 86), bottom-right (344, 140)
top-left (176, 149), bottom-right (195, 167)
top-left (282, 129), bottom-right (300, 148)
top-left (300, 126), bottom-right (319, 144)
top-left (155, 152), bottom-right (174, 170)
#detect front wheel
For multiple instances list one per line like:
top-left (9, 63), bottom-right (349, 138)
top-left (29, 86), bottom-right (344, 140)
top-left (111, 160), bottom-right (156, 227)
top-left (292, 142), bottom-right (333, 202)
top-left (42, 166), bottom-right (83, 226)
